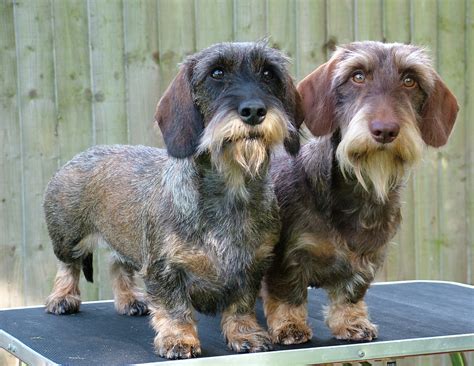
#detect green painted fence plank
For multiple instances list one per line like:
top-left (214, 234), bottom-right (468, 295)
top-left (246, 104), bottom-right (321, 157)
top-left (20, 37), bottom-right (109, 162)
top-left (14, 0), bottom-right (59, 305)
top-left (51, 0), bottom-right (98, 301)
top-left (437, 0), bottom-right (468, 283)
top-left (234, 0), bottom-right (266, 41)
top-left (195, 0), bottom-right (233, 49)
top-left (0, 0), bottom-right (24, 308)
top-left (267, 0), bottom-right (297, 75)
top-left (52, 0), bottom-right (93, 163)
top-left (383, 0), bottom-right (411, 43)
top-left (87, 0), bottom-right (128, 146)
top-left (466, 0), bottom-right (474, 288)
top-left (355, 0), bottom-right (383, 41)
top-left (123, 0), bottom-right (161, 148)
top-left (326, 0), bottom-right (354, 54)
top-left (295, 0), bottom-right (326, 81)
top-left (158, 0), bottom-right (195, 93)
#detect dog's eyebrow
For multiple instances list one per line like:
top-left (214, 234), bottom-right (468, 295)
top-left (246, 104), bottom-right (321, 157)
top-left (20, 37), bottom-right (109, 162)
top-left (330, 47), bottom-right (381, 89)
top-left (393, 48), bottom-right (435, 92)
top-left (190, 53), bottom-right (238, 85)
top-left (342, 50), bottom-right (377, 71)
top-left (249, 51), bottom-right (289, 80)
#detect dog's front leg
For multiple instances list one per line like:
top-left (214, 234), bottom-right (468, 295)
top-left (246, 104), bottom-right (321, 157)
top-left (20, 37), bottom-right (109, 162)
top-left (145, 275), bottom-right (201, 359)
top-left (260, 277), bottom-right (313, 345)
top-left (221, 296), bottom-right (273, 353)
top-left (325, 283), bottom-right (378, 341)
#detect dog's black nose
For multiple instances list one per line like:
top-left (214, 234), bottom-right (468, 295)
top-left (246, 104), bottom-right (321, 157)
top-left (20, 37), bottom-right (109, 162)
top-left (238, 101), bottom-right (267, 125)
top-left (369, 120), bottom-right (400, 144)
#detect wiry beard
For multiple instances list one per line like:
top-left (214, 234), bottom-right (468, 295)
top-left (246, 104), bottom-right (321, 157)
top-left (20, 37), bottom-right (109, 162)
top-left (197, 109), bottom-right (289, 198)
top-left (198, 109), bottom-right (288, 176)
top-left (220, 138), bottom-right (269, 178)
top-left (336, 108), bottom-right (424, 203)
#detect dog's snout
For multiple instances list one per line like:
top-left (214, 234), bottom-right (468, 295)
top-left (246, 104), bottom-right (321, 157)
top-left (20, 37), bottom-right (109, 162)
top-left (369, 120), bottom-right (400, 144)
top-left (238, 100), bottom-right (267, 125)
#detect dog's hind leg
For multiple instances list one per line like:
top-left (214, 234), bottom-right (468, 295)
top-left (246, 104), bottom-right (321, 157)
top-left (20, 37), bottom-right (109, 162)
top-left (110, 255), bottom-right (148, 316)
top-left (45, 261), bottom-right (82, 314)
top-left (45, 234), bottom-right (95, 314)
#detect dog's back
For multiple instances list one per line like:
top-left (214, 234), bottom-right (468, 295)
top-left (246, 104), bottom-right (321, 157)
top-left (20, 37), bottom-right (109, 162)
top-left (44, 145), bottom-right (168, 265)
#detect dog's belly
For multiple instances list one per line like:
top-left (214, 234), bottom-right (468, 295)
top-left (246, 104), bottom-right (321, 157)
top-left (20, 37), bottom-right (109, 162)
top-left (307, 249), bottom-right (354, 289)
top-left (186, 263), bottom-right (256, 314)
top-left (292, 232), bottom-right (377, 289)
top-left (188, 278), bottom-right (238, 314)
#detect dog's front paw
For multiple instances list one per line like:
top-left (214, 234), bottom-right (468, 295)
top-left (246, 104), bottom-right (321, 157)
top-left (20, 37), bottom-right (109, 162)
top-left (331, 318), bottom-right (378, 341)
top-left (45, 294), bottom-right (81, 315)
top-left (115, 299), bottom-right (149, 316)
top-left (270, 321), bottom-right (312, 345)
top-left (227, 330), bottom-right (273, 353)
top-left (222, 311), bottom-right (273, 353)
top-left (154, 334), bottom-right (201, 359)
top-left (331, 318), bottom-right (377, 341)
top-left (325, 301), bottom-right (378, 341)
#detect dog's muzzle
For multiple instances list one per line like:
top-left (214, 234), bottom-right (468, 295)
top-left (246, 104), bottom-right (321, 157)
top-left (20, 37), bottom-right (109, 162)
top-left (369, 120), bottom-right (400, 144)
top-left (238, 99), bottom-right (267, 126)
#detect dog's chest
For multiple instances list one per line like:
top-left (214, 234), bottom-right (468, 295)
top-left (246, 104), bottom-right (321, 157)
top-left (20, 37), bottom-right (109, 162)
top-left (177, 194), bottom-right (278, 314)
top-left (185, 233), bottom-right (274, 314)
top-left (330, 192), bottom-right (402, 252)
top-left (293, 202), bottom-right (400, 287)
top-left (295, 232), bottom-right (378, 288)
top-left (158, 161), bottom-right (279, 313)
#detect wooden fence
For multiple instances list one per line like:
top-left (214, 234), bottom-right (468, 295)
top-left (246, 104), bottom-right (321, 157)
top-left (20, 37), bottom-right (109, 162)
top-left (0, 0), bottom-right (472, 364)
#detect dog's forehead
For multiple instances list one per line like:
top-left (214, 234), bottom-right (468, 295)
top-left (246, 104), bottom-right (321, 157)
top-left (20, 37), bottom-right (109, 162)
top-left (187, 42), bottom-right (289, 80)
top-left (332, 41), bottom-right (436, 90)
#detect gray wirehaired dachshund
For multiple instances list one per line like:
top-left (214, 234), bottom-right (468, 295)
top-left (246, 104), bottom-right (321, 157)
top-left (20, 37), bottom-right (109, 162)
top-left (43, 42), bottom-right (303, 359)
top-left (262, 41), bottom-right (458, 344)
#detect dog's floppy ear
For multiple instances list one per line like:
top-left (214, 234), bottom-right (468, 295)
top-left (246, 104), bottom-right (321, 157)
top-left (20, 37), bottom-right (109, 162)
top-left (282, 78), bottom-right (305, 155)
top-left (419, 75), bottom-right (459, 147)
top-left (297, 59), bottom-right (338, 136)
top-left (155, 65), bottom-right (204, 158)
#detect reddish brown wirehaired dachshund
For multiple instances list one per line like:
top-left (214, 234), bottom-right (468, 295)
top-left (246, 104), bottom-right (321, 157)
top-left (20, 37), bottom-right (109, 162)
top-left (262, 41), bottom-right (458, 344)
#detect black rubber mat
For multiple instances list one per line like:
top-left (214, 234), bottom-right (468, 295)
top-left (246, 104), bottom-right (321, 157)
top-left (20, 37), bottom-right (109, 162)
top-left (1, 282), bottom-right (473, 365)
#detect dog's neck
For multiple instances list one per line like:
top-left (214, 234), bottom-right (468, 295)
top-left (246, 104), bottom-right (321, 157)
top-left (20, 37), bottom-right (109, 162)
top-left (333, 130), bottom-right (407, 204)
top-left (299, 133), bottom-right (405, 211)
top-left (195, 152), bottom-right (271, 202)
top-left (295, 136), bottom-right (403, 254)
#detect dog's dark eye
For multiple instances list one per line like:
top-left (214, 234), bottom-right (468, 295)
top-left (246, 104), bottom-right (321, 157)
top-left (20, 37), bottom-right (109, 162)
top-left (352, 71), bottom-right (366, 84)
top-left (211, 68), bottom-right (224, 80)
top-left (402, 76), bottom-right (417, 88)
top-left (262, 68), bottom-right (274, 81)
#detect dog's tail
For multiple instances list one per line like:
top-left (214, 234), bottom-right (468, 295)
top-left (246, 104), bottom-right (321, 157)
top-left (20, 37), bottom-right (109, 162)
top-left (82, 253), bottom-right (94, 283)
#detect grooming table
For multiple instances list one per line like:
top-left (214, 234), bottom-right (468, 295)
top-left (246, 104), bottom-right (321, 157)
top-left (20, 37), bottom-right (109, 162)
top-left (1, 281), bottom-right (473, 366)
